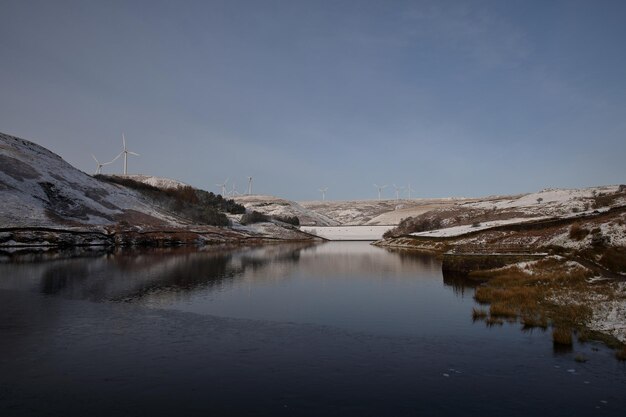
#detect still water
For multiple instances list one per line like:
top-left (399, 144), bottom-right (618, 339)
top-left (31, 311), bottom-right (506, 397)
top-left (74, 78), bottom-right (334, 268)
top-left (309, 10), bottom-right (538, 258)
top-left (0, 242), bottom-right (624, 416)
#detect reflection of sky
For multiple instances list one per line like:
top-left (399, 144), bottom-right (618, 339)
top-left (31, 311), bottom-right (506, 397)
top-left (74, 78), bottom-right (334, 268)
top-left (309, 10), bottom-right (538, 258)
top-left (0, 242), bottom-right (488, 337)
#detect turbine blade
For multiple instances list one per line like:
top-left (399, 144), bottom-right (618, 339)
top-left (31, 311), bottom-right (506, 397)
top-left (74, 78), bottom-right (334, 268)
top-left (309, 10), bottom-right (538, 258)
top-left (91, 154), bottom-right (99, 163)
top-left (128, 151), bottom-right (139, 156)
top-left (122, 133), bottom-right (126, 150)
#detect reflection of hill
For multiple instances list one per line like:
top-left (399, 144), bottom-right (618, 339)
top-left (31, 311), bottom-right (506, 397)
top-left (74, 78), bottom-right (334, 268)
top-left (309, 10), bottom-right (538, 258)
top-left (0, 243), bottom-right (316, 303)
top-left (0, 242), bottom-right (452, 310)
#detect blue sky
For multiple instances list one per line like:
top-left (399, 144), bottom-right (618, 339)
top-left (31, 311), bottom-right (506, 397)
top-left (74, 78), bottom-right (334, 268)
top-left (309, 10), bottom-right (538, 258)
top-left (1, 0), bottom-right (625, 200)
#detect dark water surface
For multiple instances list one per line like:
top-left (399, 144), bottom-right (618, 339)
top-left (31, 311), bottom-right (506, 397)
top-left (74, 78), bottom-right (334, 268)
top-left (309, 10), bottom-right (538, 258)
top-left (1, 242), bottom-right (624, 416)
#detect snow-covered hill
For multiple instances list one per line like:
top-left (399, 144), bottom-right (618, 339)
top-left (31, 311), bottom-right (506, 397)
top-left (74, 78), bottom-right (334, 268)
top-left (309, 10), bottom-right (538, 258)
top-left (300, 198), bottom-right (468, 225)
top-left (116, 174), bottom-right (189, 190)
top-left (461, 186), bottom-right (625, 217)
top-left (0, 132), bottom-right (321, 246)
top-left (233, 195), bottom-right (340, 226)
top-left (0, 132), bottom-right (187, 229)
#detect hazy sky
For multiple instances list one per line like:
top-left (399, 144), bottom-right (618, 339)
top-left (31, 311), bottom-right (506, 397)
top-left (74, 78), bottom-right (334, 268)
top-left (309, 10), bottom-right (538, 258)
top-left (1, 0), bottom-right (625, 200)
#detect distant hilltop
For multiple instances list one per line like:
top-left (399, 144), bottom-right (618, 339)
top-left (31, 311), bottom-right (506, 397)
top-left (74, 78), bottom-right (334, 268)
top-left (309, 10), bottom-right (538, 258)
top-left (107, 174), bottom-right (189, 190)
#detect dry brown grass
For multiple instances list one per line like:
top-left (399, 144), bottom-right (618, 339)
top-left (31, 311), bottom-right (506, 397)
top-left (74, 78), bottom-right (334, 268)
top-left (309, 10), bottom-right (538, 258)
top-left (569, 223), bottom-right (590, 241)
top-left (521, 313), bottom-right (548, 329)
top-left (552, 328), bottom-right (573, 346)
top-left (489, 302), bottom-right (518, 318)
top-left (472, 307), bottom-right (488, 320)
top-left (485, 316), bottom-right (504, 327)
top-left (469, 257), bottom-right (626, 356)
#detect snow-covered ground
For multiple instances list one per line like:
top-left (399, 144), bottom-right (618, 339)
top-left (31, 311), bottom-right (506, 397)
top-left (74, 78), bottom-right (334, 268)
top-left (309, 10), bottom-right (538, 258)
top-left (0, 132), bottom-right (186, 228)
top-left (412, 217), bottom-right (548, 238)
top-left (300, 198), bottom-right (467, 226)
top-left (117, 174), bottom-right (189, 190)
top-left (234, 195), bottom-right (339, 226)
top-left (462, 186), bottom-right (623, 216)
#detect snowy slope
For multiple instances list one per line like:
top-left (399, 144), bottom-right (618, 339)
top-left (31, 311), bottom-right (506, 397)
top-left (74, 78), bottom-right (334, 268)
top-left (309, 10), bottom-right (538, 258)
top-left (300, 198), bottom-right (466, 226)
top-left (233, 195), bottom-right (340, 226)
top-left (117, 175), bottom-right (189, 190)
top-left (0, 132), bottom-right (188, 228)
top-left (462, 186), bottom-right (624, 216)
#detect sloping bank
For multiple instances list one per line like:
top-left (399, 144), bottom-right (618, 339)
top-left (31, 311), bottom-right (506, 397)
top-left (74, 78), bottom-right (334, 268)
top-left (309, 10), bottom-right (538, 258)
top-left (0, 131), bottom-right (319, 250)
top-left (374, 207), bottom-right (626, 359)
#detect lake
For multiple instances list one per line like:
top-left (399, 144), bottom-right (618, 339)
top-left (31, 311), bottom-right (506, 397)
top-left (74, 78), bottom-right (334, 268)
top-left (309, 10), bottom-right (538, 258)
top-left (1, 242), bottom-right (624, 416)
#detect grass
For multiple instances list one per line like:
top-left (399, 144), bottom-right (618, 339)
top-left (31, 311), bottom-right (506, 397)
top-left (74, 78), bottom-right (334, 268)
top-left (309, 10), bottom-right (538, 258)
top-left (489, 302), bottom-right (518, 318)
top-left (472, 307), bottom-right (488, 320)
top-left (485, 316), bottom-right (504, 327)
top-left (469, 256), bottom-right (626, 359)
top-left (569, 223), bottom-right (590, 241)
top-left (521, 313), bottom-right (548, 329)
top-left (552, 328), bottom-right (573, 346)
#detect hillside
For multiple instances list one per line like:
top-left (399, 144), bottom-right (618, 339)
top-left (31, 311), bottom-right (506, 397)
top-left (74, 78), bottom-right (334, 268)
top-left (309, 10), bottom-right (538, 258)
top-left (300, 198), bottom-right (470, 225)
top-left (376, 185), bottom-right (626, 275)
top-left (119, 174), bottom-right (189, 190)
top-left (0, 132), bottom-right (317, 247)
top-left (233, 195), bottom-right (340, 226)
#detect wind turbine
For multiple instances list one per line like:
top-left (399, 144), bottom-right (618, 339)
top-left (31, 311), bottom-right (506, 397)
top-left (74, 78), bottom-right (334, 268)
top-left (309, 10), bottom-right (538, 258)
top-left (121, 133), bottom-right (139, 175)
top-left (91, 153), bottom-right (119, 175)
top-left (229, 182), bottom-right (240, 197)
top-left (373, 184), bottom-right (387, 200)
top-left (319, 187), bottom-right (328, 201)
top-left (215, 178), bottom-right (229, 196)
top-left (393, 184), bottom-right (405, 201)
top-left (407, 183), bottom-right (415, 199)
top-left (247, 176), bottom-right (253, 195)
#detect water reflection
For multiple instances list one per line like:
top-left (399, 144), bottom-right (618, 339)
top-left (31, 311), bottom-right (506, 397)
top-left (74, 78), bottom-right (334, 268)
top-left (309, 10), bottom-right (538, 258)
top-left (1, 242), bottom-right (482, 336)
top-left (0, 243), bottom-right (315, 303)
top-left (441, 270), bottom-right (481, 296)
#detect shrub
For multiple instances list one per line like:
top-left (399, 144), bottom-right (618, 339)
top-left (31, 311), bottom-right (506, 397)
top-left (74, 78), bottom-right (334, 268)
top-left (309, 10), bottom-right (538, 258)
top-left (240, 211), bottom-right (270, 225)
top-left (383, 215), bottom-right (443, 238)
top-left (569, 223), bottom-right (589, 241)
top-left (552, 328), bottom-right (573, 346)
top-left (94, 175), bottom-right (241, 226)
top-left (274, 215), bottom-right (300, 226)
top-left (592, 189), bottom-right (626, 209)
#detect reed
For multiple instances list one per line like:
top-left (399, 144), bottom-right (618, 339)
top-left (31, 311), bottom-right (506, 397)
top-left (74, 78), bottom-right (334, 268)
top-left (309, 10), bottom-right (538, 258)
top-left (552, 327), bottom-right (573, 346)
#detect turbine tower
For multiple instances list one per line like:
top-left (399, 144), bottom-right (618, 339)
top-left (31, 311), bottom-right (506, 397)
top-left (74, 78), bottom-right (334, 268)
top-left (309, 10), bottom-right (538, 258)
top-left (121, 133), bottom-right (139, 175)
top-left (91, 153), bottom-right (119, 175)
top-left (407, 183), bottom-right (415, 199)
top-left (229, 182), bottom-right (240, 197)
top-left (247, 176), bottom-right (253, 195)
top-left (319, 187), bottom-right (328, 201)
top-left (373, 183), bottom-right (387, 200)
top-left (393, 184), bottom-right (405, 201)
top-left (215, 178), bottom-right (229, 196)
